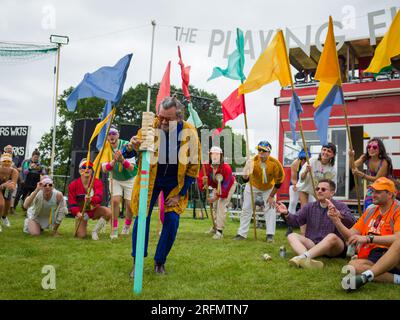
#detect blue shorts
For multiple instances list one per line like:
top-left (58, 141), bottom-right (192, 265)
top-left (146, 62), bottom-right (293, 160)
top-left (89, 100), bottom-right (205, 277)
top-left (367, 248), bottom-right (400, 275)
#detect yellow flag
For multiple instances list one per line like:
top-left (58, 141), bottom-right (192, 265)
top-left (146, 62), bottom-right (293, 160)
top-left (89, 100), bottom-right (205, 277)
top-left (313, 16), bottom-right (342, 107)
top-left (86, 108), bottom-right (115, 165)
top-left (365, 10), bottom-right (400, 74)
top-left (93, 140), bottom-right (113, 178)
top-left (238, 30), bottom-right (292, 94)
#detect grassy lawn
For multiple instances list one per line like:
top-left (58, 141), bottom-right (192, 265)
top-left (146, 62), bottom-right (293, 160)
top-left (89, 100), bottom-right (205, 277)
top-left (0, 208), bottom-right (398, 300)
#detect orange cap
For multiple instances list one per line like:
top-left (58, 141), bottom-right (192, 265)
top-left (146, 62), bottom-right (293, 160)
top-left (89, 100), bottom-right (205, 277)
top-left (369, 177), bottom-right (396, 193)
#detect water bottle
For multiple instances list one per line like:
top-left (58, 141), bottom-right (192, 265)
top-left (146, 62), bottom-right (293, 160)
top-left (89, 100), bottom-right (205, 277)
top-left (346, 244), bottom-right (356, 257)
top-left (279, 246), bottom-right (286, 258)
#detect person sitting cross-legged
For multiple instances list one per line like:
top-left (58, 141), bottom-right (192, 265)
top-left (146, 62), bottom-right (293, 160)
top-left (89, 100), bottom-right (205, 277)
top-left (276, 179), bottom-right (356, 269)
top-left (331, 177), bottom-right (400, 291)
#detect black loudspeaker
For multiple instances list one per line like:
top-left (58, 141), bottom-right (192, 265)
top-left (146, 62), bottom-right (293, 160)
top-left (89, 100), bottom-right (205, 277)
top-left (69, 150), bottom-right (99, 181)
top-left (72, 118), bottom-right (100, 150)
top-left (119, 124), bottom-right (139, 141)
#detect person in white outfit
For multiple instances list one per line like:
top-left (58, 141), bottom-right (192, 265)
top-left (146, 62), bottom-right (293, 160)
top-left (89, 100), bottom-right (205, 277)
top-left (233, 141), bottom-right (285, 242)
top-left (23, 176), bottom-right (68, 236)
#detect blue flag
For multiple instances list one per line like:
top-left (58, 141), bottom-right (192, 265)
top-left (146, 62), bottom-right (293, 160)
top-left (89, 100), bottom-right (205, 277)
top-left (66, 54), bottom-right (133, 112)
top-left (96, 101), bottom-right (113, 151)
top-left (289, 92), bottom-right (303, 144)
top-left (314, 85), bottom-right (344, 145)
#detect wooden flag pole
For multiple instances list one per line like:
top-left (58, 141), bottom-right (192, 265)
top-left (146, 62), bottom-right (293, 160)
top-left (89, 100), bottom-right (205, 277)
top-left (74, 108), bottom-right (116, 237)
top-left (202, 165), bottom-right (216, 230)
top-left (343, 103), bottom-right (363, 215)
top-left (243, 107), bottom-right (258, 240)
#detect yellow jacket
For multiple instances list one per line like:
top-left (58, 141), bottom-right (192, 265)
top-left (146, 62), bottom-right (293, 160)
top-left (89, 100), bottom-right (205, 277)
top-left (244, 155), bottom-right (285, 191)
top-left (130, 119), bottom-right (200, 216)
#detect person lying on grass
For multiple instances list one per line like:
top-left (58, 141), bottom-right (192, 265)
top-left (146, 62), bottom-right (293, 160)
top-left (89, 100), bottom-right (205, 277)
top-left (276, 179), bottom-right (356, 269)
top-left (23, 176), bottom-right (67, 236)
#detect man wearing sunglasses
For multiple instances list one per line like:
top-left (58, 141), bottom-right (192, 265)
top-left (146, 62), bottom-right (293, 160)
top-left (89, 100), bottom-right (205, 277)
top-left (276, 179), bottom-right (356, 269)
top-left (101, 126), bottom-right (137, 239)
top-left (128, 95), bottom-right (200, 275)
top-left (233, 141), bottom-right (285, 243)
top-left (68, 159), bottom-right (112, 240)
top-left (23, 176), bottom-right (67, 236)
top-left (331, 177), bottom-right (400, 291)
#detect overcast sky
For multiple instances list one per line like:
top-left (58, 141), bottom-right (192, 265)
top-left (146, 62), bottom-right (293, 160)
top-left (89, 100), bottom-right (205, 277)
top-left (0, 0), bottom-right (398, 158)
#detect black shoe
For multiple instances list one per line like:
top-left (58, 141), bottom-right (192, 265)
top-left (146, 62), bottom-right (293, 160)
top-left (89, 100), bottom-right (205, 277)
top-left (233, 234), bottom-right (246, 240)
top-left (285, 226), bottom-right (293, 237)
top-left (344, 274), bottom-right (368, 292)
top-left (154, 263), bottom-right (166, 275)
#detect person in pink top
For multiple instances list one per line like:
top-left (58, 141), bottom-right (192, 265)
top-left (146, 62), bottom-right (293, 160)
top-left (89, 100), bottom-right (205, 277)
top-left (198, 146), bottom-right (237, 239)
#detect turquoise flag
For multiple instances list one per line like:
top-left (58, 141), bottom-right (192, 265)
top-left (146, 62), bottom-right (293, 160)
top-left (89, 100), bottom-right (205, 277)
top-left (187, 102), bottom-right (203, 128)
top-left (208, 28), bottom-right (246, 82)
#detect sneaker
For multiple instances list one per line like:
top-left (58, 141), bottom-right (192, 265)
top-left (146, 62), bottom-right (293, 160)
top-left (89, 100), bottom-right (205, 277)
top-left (205, 227), bottom-right (216, 234)
top-left (266, 234), bottom-right (274, 243)
top-left (23, 218), bottom-right (29, 234)
top-left (299, 258), bottom-right (324, 269)
top-left (212, 231), bottom-right (223, 240)
top-left (121, 224), bottom-right (131, 235)
top-left (2, 217), bottom-right (10, 227)
top-left (233, 234), bottom-right (246, 240)
top-left (92, 231), bottom-right (99, 241)
top-left (154, 263), bottom-right (166, 275)
top-left (345, 274), bottom-right (368, 292)
top-left (288, 256), bottom-right (303, 268)
top-left (110, 228), bottom-right (118, 240)
top-left (130, 259), bottom-right (135, 279)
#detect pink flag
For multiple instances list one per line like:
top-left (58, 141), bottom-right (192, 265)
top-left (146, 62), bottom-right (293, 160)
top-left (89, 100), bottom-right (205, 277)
top-left (155, 61), bottom-right (171, 114)
top-left (178, 46), bottom-right (191, 100)
top-left (222, 88), bottom-right (245, 124)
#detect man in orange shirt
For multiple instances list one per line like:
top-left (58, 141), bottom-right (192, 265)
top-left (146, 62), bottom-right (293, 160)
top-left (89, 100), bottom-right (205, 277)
top-left (327, 177), bottom-right (400, 290)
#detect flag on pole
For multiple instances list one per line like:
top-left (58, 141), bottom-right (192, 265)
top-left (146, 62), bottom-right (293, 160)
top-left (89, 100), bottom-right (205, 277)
top-left (86, 108), bottom-right (115, 166)
top-left (289, 92), bottom-right (303, 144)
top-left (208, 28), bottom-right (246, 82)
top-left (96, 100), bottom-right (112, 151)
top-left (238, 30), bottom-right (291, 94)
top-left (177, 47), bottom-right (203, 128)
top-left (155, 61), bottom-right (171, 114)
top-left (365, 10), bottom-right (400, 74)
top-left (178, 46), bottom-right (191, 99)
top-left (213, 88), bottom-right (245, 134)
top-left (313, 16), bottom-right (344, 145)
top-left (66, 53), bottom-right (132, 112)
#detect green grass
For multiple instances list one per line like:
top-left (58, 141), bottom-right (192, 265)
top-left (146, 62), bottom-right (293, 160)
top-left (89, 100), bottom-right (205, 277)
top-left (0, 209), bottom-right (399, 300)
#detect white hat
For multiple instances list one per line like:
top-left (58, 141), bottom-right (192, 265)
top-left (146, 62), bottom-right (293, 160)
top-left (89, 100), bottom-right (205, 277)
top-left (209, 146), bottom-right (223, 154)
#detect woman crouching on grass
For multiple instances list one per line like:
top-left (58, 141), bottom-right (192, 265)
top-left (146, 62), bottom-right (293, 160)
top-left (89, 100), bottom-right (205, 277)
top-left (68, 159), bottom-right (111, 240)
top-left (23, 176), bottom-right (68, 236)
top-left (198, 146), bottom-right (236, 239)
top-left (0, 153), bottom-right (18, 231)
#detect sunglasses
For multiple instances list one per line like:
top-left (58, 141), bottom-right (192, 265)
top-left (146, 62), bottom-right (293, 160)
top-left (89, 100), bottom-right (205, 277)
top-left (43, 183), bottom-right (53, 187)
top-left (80, 165), bottom-right (93, 170)
top-left (315, 187), bottom-right (329, 192)
top-left (367, 144), bottom-right (379, 150)
top-left (1, 160), bottom-right (12, 164)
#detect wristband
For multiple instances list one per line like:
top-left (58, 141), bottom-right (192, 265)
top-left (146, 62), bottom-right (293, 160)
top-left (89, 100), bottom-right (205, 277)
top-left (105, 162), bottom-right (114, 171)
top-left (123, 160), bottom-right (131, 169)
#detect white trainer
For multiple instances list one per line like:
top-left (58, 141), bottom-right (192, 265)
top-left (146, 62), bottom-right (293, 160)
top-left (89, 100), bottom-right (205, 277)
top-left (121, 224), bottom-right (130, 235)
top-left (92, 231), bottom-right (99, 241)
top-left (212, 231), bottom-right (223, 240)
top-left (2, 217), bottom-right (10, 227)
top-left (23, 218), bottom-right (30, 234)
top-left (110, 229), bottom-right (118, 240)
top-left (205, 227), bottom-right (216, 234)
